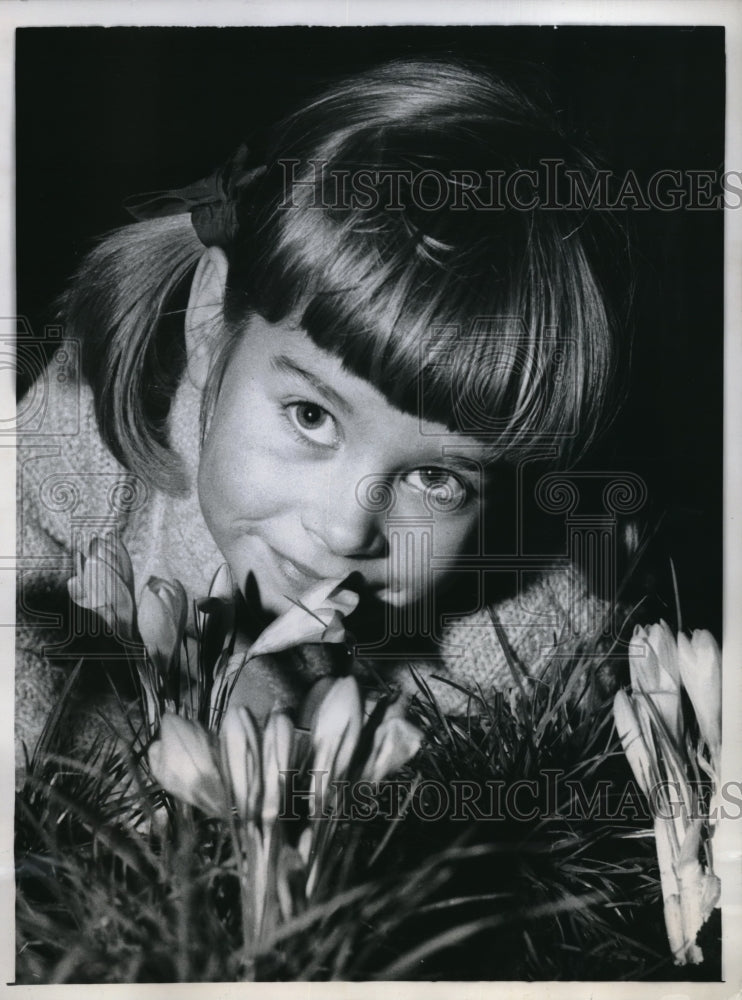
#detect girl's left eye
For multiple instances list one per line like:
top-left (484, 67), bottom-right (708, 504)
top-left (285, 401), bottom-right (338, 447)
top-left (404, 467), bottom-right (471, 508)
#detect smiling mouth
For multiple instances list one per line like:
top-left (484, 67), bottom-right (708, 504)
top-left (268, 546), bottom-right (325, 587)
top-left (264, 543), bottom-right (392, 600)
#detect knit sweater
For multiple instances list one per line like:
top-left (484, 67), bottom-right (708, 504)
top-left (16, 355), bottom-right (605, 783)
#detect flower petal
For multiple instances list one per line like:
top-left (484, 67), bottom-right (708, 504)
top-left (297, 826), bottom-right (313, 866)
top-left (312, 676), bottom-right (363, 780)
top-left (67, 533), bottom-right (137, 638)
top-left (318, 610), bottom-right (348, 645)
top-left (246, 578), bottom-right (359, 660)
top-left (149, 713), bottom-right (227, 817)
top-left (220, 705), bottom-right (262, 820)
top-left (361, 716), bottom-right (423, 783)
top-left (646, 620), bottom-right (681, 684)
top-left (613, 689), bottom-right (654, 795)
top-left (629, 623), bottom-right (682, 743)
top-left (677, 629), bottom-right (721, 766)
top-left (90, 531), bottom-right (136, 595)
top-left (262, 710), bottom-right (294, 826)
top-left (137, 576), bottom-right (188, 666)
top-left (628, 625), bottom-right (654, 691)
top-left (209, 562), bottom-right (236, 601)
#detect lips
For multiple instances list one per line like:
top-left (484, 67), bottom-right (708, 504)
top-left (263, 541), bottom-right (387, 600)
top-left (265, 544), bottom-right (327, 588)
top-left (277, 554), bottom-right (323, 586)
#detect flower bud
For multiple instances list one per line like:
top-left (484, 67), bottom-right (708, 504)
top-left (221, 705), bottom-right (262, 820)
top-left (262, 710), bottom-right (294, 826)
top-left (148, 713), bottom-right (227, 817)
top-left (247, 578), bottom-right (359, 660)
top-left (613, 689), bottom-right (654, 795)
top-left (137, 576), bottom-right (188, 667)
top-left (361, 716), bottom-right (423, 783)
top-left (312, 676), bottom-right (362, 780)
top-left (209, 562), bottom-right (236, 601)
top-left (677, 629), bottom-right (721, 767)
top-left (629, 621), bottom-right (682, 744)
top-left (67, 531), bottom-right (136, 638)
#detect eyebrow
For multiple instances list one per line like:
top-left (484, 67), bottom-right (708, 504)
top-left (270, 354), bottom-right (354, 415)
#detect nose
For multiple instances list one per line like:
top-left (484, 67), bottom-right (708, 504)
top-left (301, 477), bottom-right (388, 560)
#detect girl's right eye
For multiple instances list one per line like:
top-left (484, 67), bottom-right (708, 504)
top-left (284, 401), bottom-right (339, 448)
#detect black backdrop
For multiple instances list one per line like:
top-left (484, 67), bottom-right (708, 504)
top-left (15, 25), bottom-right (724, 637)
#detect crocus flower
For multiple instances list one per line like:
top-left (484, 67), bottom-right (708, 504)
top-left (148, 713), bottom-right (227, 817)
top-left (629, 621), bottom-right (682, 744)
top-left (221, 705), bottom-right (262, 821)
top-left (613, 688), bottom-right (654, 795)
top-left (361, 716), bottom-right (423, 783)
top-left (311, 676), bottom-right (363, 781)
top-left (67, 531), bottom-right (136, 638)
top-left (304, 678), bottom-right (363, 899)
top-left (677, 629), bottom-right (721, 769)
top-left (209, 562), bottom-right (236, 602)
top-left (246, 578), bottom-right (359, 661)
top-left (616, 619), bottom-right (722, 966)
top-left (137, 575), bottom-right (188, 668)
top-left (262, 710), bottom-right (294, 826)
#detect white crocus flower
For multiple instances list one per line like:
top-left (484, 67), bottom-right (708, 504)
top-left (629, 621), bottom-right (682, 744)
top-left (677, 629), bottom-right (721, 770)
top-left (361, 716), bottom-right (423, 783)
top-left (209, 562), bottom-right (236, 602)
top-left (261, 710), bottom-right (294, 827)
top-left (613, 688), bottom-right (654, 796)
top-left (616, 619), bottom-right (722, 966)
top-left (246, 578), bottom-right (359, 660)
top-left (137, 575), bottom-right (188, 668)
top-left (221, 705), bottom-right (262, 822)
top-left (148, 713), bottom-right (228, 818)
top-left (311, 676), bottom-right (363, 782)
top-left (67, 531), bottom-right (137, 639)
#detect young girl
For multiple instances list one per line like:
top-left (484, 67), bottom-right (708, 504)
top-left (16, 57), bottom-right (625, 781)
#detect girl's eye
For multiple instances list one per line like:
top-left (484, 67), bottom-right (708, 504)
top-left (286, 401), bottom-right (338, 447)
top-left (404, 467), bottom-right (471, 510)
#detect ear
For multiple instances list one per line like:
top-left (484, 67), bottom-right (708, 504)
top-left (184, 246), bottom-right (229, 390)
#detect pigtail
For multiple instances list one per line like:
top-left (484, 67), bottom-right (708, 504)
top-left (60, 215), bottom-right (203, 495)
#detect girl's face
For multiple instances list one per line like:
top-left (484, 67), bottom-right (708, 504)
top-left (197, 314), bottom-right (490, 618)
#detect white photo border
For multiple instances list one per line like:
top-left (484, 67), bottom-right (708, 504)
top-left (2, 2), bottom-right (740, 998)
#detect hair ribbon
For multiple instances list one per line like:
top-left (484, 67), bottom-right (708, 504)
top-left (123, 143), bottom-right (266, 249)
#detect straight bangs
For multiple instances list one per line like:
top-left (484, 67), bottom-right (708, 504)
top-left (231, 164), bottom-right (617, 467)
top-left (220, 58), bottom-right (626, 467)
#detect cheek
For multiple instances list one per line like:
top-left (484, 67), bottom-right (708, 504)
top-left (433, 511), bottom-right (479, 560)
top-left (383, 513), bottom-right (477, 604)
top-left (197, 427), bottom-right (290, 537)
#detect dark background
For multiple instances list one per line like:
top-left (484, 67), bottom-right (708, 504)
top-left (15, 26), bottom-right (724, 637)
